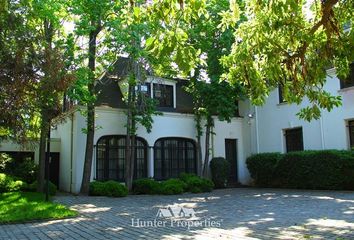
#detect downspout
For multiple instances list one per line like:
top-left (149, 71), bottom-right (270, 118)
top-left (70, 113), bottom-right (74, 193)
top-left (255, 106), bottom-right (260, 153)
top-left (320, 115), bottom-right (325, 149)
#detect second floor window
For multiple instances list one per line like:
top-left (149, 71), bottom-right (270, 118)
top-left (340, 63), bottom-right (354, 89)
top-left (153, 83), bottom-right (174, 108)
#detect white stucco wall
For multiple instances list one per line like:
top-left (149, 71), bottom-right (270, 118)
top-left (254, 69), bottom-right (354, 153)
top-left (66, 106), bottom-right (251, 193)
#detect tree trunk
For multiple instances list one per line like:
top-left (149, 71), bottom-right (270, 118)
top-left (80, 27), bottom-right (98, 195)
top-left (125, 83), bottom-right (134, 191)
top-left (37, 112), bottom-right (48, 192)
top-left (202, 117), bottom-right (213, 178)
top-left (37, 19), bottom-right (53, 192)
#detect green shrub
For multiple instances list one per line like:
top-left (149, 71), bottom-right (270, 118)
top-left (247, 150), bottom-right (354, 190)
top-left (89, 181), bottom-right (128, 197)
top-left (179, 173), bottom-right (214, 193)
top-left (246, 153), bottom-right (282, 187)
top-left (210, 157), bottom-right (230, 188)
top-left (0, 173), bottom-right (27, 193)
top-left (159, 179), bottom-right (186, 195)
top-left (132, 178), bottom-right (161, 195)
top-left (13, 159), bottom-right (38, 183)
top-left (26, 181), bottom-right (57, 196)
top-left (0, 153), bottom-right (13, 171)
top-left (0, 154), bottom-right (38, 184)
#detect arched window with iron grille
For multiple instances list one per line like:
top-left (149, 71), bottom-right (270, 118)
top-left (154, 137), bottom-right (197, 180)
top-left (96, 135), bottom-right (147, 181)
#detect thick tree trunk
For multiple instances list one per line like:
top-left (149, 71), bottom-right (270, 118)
top-left (125, 84), bottom-right (134, 191)
top-left (202, 122), bottom-right (211, 178)
top-left (80, 27), bottom-right (98, 195)
top-left (197, 135), bottom-right (203, 177)
top-left (37, 113), bottom-right (48, 192)
top-left (37, 19), bottom-right (53, 192)
top-left (202, 117), bottom-right (213, 178)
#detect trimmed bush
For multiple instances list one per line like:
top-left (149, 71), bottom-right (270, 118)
top-left (89, 181), bottom-right (128, 197)
top-left (246, 152), bottom-right (282, 187)
top-left (179, 173), bottom-right (214, 193)
top-left (210, 157), bottom-right (230, 188)
top-left (0, 173), bottom-right (27, 193)
top-left (246, 150), bottom-right (354, 190)
top-left (26, 180), bottom-right (57, 196)
top-left (132, 178), bottom-right (161, 195)
top-left (159, 179), bottom-right (186, 195)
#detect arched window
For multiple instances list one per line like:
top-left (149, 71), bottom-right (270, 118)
top-left (154, 138), bottom-right (197, 180)
top-left (96, 135), bottom-right (147, 181)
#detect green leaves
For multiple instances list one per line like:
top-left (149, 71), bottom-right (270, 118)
top-left (222, 0), bottom-right (352, 120)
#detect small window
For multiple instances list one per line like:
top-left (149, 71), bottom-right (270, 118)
top-left (284, 127), bottom-right (304, 152)
top-left (278, 86), bottom-right (285, 103)
top-left (349, 120), bottom-right (354, 149)
top-left (153, 84), bottom-right (174, 108)
top-left (340, 63), bottom-right (354, 89)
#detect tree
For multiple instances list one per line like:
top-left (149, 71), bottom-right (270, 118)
top-left (69, 0), bottom-right (116, 194)
top-left (220, 0), bottom-right (353, 120)
top-left (186, 80), bottom-right (243, 177)
top-left (0, 0), bottom-right (74, 192)
top-left (32, 0), bottom-right (74, 193)
top-left (0, 0), bottom-right (39, 143)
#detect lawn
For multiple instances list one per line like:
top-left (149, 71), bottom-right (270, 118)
top-left (0, 192), bottom-right (77, 224)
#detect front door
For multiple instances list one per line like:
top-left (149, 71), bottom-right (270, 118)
top-left (45, 153), bottom-right (60, 189)
top-left (225, 139), bottom-right (238, 183)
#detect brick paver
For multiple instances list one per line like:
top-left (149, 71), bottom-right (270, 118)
top-left (0, 188), bottom-right (353, 239)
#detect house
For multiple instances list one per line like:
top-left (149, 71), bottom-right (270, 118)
top-left (156, 208), bottom-right (173, 218)
top-left (1, 58), bottom-right (353, 193)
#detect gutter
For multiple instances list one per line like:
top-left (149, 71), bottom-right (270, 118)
top-left (70, 113), bottom-right (74, 193)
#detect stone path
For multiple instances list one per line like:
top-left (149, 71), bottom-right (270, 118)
top-left (0, 188), bottom-right (353, 239)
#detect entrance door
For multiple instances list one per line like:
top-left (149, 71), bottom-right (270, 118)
top-left (45, 153), bottom-right (60, 189)
top-left (225, 139), bottom-right (238, 183)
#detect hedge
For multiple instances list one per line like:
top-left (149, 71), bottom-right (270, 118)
top-left (132, 174), bottom-right (215, 195)
top-left (132, 178), bottom-right (161, 195)
top-left (246, 150), bottom-right (354, 190)
top-left (210, 157), bottom-right (230, 188)
top-left (179, 173), bottom-right (214, 193)
top-left (89, 181), bottom-right (128, 197)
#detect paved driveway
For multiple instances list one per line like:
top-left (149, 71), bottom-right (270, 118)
top-left (0, 188), bottom-right (353, 239)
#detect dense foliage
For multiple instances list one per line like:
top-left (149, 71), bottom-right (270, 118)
top-left (210, 157), bottom-right (230, 188)
top-left (0, 173), bottom-right (27, 193)
top-left (179, 173), bottom-right (214, 193)
top-left (89, 181), bottom-right (128, 197)
top-left (132, 178), bottom-right (161, 195)
top-left (26, 181), bottom-right (57, 196)
top-left (247, 150), bottom-right (354, 190)
top-left (132, 174), bottom-right (214, 195)
top-left (0, 154), bottom-right (38, 184)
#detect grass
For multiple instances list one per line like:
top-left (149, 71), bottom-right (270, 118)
top-left (0, 192), bottom-right (77, 224)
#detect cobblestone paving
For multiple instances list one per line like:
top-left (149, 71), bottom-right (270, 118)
top-left (0, 188), bottom-right (353, 239)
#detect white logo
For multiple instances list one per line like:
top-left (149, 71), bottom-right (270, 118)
top-left (156, 206), bottom-right (196, 218)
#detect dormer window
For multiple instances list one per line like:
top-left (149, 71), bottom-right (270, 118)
top-left (153, 83), bottom-right (174, 108)
top-left (340, 63), bottom-right (354, 89)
